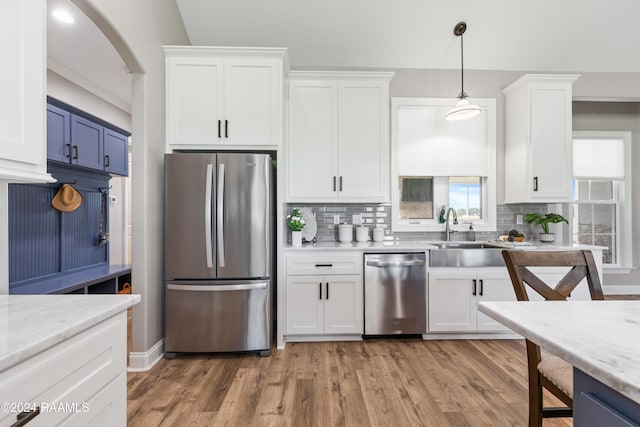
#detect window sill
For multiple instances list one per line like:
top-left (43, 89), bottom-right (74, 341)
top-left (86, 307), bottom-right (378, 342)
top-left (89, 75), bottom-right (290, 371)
top-left (603, 266), bottom-right (635, 274)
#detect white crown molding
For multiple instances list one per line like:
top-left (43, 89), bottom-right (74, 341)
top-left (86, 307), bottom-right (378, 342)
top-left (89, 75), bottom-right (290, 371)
top-left (47, 58), bottom-right (131, 114)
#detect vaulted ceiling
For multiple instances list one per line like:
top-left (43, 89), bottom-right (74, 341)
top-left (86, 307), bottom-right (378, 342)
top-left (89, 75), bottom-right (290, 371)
top-left (46, 0), bottom-right (640, 113)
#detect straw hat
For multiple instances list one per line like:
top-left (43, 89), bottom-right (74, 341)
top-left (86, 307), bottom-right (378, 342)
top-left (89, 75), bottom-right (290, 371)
top-left (51, 184), bottom-right (83, 212)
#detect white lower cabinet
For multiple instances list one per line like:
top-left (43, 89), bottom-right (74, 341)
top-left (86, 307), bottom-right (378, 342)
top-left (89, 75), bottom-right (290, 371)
top-left (428, 268), bottom-right (516, 333)
top-left (0, 312), bottom-right (127, 427)
top-left (285, 253), bottom-right (363, 338)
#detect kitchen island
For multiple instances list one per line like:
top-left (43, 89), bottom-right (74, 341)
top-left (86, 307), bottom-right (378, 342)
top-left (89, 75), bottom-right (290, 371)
top-left (478, 300), bottom-right (640, 426)
top-left (0, 294), bottom-right (139, 426)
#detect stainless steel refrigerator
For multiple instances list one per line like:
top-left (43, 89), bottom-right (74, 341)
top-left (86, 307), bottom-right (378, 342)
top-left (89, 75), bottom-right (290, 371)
top-left (164, 152), bottom-right (274, 357)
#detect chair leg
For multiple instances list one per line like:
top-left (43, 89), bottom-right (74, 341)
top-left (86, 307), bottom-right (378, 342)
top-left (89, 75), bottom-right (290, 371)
top-left (529, 373), bottom-right (543, 427)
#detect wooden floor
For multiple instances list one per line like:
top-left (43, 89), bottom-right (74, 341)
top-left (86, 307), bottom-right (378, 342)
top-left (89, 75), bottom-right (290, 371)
top-left (127, 338), bottom-right (573, 427)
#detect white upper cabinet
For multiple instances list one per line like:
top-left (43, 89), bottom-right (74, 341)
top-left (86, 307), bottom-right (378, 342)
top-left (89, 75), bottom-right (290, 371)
top-left (164, 46), bottom-right (287, 150)
top-left (287, 71), bottom-right (393, 202)
top-left (503, 74), bottom-right (579, 203)
top-left (0, 0), bottom-right (53, 183)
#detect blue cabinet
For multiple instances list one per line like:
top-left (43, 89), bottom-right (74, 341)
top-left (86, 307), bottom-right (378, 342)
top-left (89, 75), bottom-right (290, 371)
top-left (47, 103), bottom-right (71, 163)
top-left (46, 99), bottom-right (129, 176)
top-left (104, 128), bottom-right (128, 176)
top-left (70, 114), bottom-right (104, 170)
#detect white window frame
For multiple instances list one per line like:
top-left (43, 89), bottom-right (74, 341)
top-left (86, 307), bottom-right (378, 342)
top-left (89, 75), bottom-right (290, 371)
top-left (571, 131), bottom-right (632, 272)
top-left (391, 98), bottom-right (497, 232)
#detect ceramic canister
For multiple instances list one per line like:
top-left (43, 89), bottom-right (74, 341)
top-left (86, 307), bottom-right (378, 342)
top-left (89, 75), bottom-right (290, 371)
top-left (337, 224), bottom-right (353, 242)
top-left (355, 226), bottom-right (369, 242)
top-left (373, 227), bottom-right (384, 242)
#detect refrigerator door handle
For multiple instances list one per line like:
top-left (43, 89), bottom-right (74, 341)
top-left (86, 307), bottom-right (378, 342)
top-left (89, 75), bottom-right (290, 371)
top-left (217, 163), bottom-right (226, 267)
top-left (204, 163), bottom-right (214, 269)
top-left (167, 282), bottom-right (268, 292)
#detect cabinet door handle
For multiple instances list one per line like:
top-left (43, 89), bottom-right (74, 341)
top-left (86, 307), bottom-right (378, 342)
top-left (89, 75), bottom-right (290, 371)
top-left (11, 407), bottom-right (40, 427)
top-left (225, 120), bottom-right (229, 138)
top-left (472, 279), bottom-right (477, 296)
top-left (319, 282), bottom-right (322, 300)
top-left (315, 263), bottom-right (333, 267)
top-left (104, 154), bottom-right (110, 167)
top-left (218, 120), bottom-right (221, 138)
top-left (533, 176), bottom-right (538, 192)
top-left (73, 145), bottom-right (79, 160)
top-left (339, 176), bottom-right (343, 191)
top-left (333, 176), bottom-right (337, 192)
top-left (479, 279), bottom-right (484, 296)
top-left (66, 143), bottom-right (72, 159)
top-left (326, 282), bottom-right (329, 299)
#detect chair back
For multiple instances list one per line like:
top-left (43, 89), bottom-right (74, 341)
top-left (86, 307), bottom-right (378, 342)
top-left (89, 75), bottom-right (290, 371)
top-left (501, 250), bottom-right (604, 302)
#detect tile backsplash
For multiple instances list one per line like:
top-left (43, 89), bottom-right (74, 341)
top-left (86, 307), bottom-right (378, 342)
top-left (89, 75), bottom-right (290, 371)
top-left (284, 202), bottom-right (551, 242)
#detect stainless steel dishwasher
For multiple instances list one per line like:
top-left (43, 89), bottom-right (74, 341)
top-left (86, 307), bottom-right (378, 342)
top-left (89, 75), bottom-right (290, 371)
top-left (364, 252), bottom-right (427, 335)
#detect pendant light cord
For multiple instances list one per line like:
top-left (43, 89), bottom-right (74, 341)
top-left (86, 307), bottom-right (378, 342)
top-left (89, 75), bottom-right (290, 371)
top-left (458, 28), bottom-right (467, 99)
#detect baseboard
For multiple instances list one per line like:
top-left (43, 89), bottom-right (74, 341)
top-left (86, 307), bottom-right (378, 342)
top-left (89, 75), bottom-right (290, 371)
top-left (127, 338), bottom-right (164, 372)
top-left (604, 284), bottom-right (640, 295)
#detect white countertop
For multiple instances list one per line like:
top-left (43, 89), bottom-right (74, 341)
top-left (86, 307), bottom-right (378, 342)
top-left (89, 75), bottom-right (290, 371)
top-left (0, 294), bottom-right (140, 372)
top-left (284, 240), bottom-right (606, 252)
top-left (478, 301), bottom-right (640, 404)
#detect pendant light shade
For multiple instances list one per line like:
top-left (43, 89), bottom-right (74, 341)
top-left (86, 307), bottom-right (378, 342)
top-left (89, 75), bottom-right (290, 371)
top-left (446, 22), bottom-right (481, 121)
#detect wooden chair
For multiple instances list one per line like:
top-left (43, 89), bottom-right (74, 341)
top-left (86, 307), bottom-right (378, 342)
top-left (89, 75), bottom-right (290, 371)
top-left (501, 250), bottom-right (605, 427)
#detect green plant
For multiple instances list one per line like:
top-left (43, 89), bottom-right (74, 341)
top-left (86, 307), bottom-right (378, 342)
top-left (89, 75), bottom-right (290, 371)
top-left (286, 208), bottom-right (306, 231)
top-left (525, 212), bottom-right (568, 234)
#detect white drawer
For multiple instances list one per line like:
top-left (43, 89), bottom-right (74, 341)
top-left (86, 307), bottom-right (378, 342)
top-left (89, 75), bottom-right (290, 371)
top-left (0, 312), bottom-right (126, 427)
top-left (286, 253), bottom-right (362, 275)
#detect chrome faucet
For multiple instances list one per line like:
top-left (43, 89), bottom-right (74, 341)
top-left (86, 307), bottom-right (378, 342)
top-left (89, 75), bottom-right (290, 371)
top-left (444, 207), bottom-right (458, 241)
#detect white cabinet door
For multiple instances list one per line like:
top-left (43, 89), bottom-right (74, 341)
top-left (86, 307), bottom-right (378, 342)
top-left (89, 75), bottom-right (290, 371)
top-left (285, 275), bottom-right (324, 334)
top-left (165, 47), bottom-right (285, 150)
top-left (286, 72), bottom-right (393, 202)
top-left (428, 271), bottom-right (476, 332)
top-left (324, 275), bottom-right (363, 334)
top-left (477, 273), bottom-right (517, 332)
top-left (528, 83), bottom-right (573, 201)
top-left (337, 80), bottom-right (390, 200)
top-left (287, 80), bottom-right (337, 199)
top-left (503, 75), bottom-right (578, 203)
top-left (224, 58), bottom-right (281, 146)
top-left (166, 56), bottom-right (223, 146)
top-left (0, 0), bottom-right (52, 183)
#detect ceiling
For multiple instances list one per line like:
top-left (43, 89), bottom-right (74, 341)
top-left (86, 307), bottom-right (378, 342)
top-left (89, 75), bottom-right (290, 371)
top-left (47, 0), bottom-right (131, 111)
top-left (175, 0), bottom-right (640, 72)
top-left (46, 0), bottom-right (640, 114)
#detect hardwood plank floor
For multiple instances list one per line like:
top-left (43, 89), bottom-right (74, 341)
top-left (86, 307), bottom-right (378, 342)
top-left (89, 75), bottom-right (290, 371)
top-left (127, 339), bottom-right (574, 427)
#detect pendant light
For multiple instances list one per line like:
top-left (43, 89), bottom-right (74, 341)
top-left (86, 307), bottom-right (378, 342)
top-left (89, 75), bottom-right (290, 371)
top-left (446, 22), bottom-right (481, 121)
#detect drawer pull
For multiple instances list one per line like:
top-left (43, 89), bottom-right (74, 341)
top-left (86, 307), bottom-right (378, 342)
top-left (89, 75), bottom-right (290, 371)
top-left (11, 407), bottom-right (40, 427)
top-left (315, 263), bottom-right (333, 267)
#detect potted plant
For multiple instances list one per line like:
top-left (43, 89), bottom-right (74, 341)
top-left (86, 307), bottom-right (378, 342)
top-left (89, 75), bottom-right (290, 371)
top-left (525, 212), bottom-right (568, 243)
top-left (286, 208), bottom-right (306, 246)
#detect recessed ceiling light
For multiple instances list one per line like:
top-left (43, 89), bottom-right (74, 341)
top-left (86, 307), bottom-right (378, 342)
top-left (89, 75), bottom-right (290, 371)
top-left (52, 9), bottom-right (75, 24)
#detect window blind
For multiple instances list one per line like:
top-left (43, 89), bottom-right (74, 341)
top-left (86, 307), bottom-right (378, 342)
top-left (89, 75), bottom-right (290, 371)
top-left (397, 104), bottom-right (489, 176)
top-left (573, 138), bottom-right (624, 179)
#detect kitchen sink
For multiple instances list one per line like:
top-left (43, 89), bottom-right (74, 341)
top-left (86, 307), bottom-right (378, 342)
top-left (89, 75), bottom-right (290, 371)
top-left (429, 242), bottom-right (506, 267)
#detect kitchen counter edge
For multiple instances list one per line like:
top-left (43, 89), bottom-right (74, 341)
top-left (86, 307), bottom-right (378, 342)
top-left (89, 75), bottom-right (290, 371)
top-left (0, 294), bottom-right (141, 372)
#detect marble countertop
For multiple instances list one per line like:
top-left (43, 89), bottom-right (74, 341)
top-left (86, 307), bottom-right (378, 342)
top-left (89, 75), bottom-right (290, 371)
top-left (284, 240), bottom-right (607, 252)
top-left (0, 294), bottom-right (140, 372)
top-left (478, 301), bottom-right (640, 404)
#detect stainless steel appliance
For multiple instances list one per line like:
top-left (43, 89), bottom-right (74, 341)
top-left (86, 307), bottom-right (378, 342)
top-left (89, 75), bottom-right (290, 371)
top-left (164, 152), bottom-right (274, 357)
top-left (364, 253), bottom-right (427, 335)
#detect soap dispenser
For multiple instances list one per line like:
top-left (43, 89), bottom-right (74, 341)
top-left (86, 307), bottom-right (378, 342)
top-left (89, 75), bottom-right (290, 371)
top-left (468, 223), bottom-right (476, 241)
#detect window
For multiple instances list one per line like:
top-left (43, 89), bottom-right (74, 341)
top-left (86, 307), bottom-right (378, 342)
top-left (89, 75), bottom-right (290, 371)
top-left (571, 131), bottom-right (631, 269)
top-left (449, 176), bottom-right (482, 222)
top-left (391, 98), bottom-right (496, 232)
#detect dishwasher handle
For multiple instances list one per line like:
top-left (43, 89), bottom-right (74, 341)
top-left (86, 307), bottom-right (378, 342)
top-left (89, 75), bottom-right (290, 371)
top-left (366, 259), bottom-right (425, 268)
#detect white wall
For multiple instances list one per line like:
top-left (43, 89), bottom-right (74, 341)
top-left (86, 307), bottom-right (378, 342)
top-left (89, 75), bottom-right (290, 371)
top-left (47, 69), bottom-right (131, 132)
top-left (80, 0), bottom-right (189, 366)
